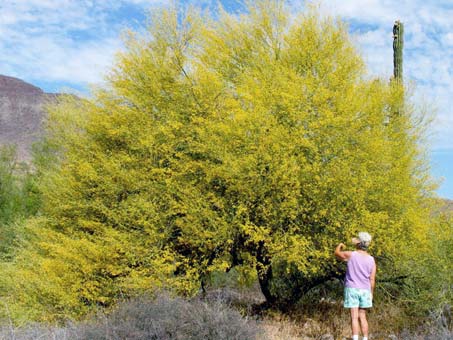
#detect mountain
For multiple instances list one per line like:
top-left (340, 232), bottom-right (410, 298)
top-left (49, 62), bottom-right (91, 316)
top-left (0, 75), bottom-right (56, 161)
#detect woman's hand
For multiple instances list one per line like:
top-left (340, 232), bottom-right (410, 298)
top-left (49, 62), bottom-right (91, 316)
top-left (334, 242), bottom-right (352, 261)
top-left (338, 242), bottom-right (346, 250)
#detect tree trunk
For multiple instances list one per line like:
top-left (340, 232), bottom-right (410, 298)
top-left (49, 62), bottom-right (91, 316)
top-left (255, 241), bottom-right (277, 305)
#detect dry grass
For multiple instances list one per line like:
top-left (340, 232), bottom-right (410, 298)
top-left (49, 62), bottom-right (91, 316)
top-left (260, 316), bottom-right (303, 340)
top-left (258, 301), bottom-right (453, 340)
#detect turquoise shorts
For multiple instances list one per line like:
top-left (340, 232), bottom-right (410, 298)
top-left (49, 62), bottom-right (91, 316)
top-left (344, 287), bottom-right (372, 308)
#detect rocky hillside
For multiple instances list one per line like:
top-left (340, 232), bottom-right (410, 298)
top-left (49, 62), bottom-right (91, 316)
top-left (0, 75), bottom-right (56, 161)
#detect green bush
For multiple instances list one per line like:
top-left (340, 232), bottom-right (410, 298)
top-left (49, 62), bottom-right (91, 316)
top-left (0, 146), bottom-right (41, 257)
top-left (402, 214), bottom-right (453, 321)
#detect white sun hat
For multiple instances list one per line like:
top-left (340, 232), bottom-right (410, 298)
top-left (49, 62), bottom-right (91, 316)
top-left (352, 232), bottom-right (372, 247)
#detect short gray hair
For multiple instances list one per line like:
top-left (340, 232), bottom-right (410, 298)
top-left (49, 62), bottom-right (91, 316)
top-left (357, 232), bottom-right (372, 249)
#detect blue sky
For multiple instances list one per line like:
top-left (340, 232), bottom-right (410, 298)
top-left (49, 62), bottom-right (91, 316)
top-left (0, 0), bottom-right (451, 199)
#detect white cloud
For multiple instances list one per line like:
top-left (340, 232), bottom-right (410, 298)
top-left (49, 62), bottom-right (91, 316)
top-left (0, 0), bottom-right (164, 90)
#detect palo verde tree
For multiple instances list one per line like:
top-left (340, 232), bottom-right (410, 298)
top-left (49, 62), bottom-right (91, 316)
top-left (1, 1), bottom-right (435, 320)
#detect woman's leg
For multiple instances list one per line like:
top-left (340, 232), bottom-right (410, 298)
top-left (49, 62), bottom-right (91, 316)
top-left (358, 308), bottom-right (369, 337)
top-left (350, 307), bottom-right (360, 338)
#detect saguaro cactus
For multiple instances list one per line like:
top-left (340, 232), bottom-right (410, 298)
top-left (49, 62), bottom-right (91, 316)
top-left (393, 20), bottom-right (404, 82)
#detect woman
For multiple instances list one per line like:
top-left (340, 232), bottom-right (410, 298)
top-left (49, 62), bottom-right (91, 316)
top-left (335, 232), bottom-right (376, 340)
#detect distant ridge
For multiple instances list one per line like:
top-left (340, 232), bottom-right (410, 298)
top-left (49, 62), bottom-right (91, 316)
top-left (0, 75), bottom-right (43, 96)
top-left (0, 75), bottom-right (57, 161)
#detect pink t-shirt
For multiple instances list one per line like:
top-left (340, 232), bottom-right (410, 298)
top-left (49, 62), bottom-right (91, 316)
top-left (344, 251), bottom-right (375, 290)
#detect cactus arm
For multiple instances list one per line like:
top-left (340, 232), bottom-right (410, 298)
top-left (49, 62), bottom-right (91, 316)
top-left (393, 20), bottom-right (404, 82)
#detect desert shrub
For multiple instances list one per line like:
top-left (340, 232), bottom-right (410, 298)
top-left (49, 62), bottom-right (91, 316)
top-left (0, 323), bottom-right (75, 340)
top-left (0, 146), bottom-right (40, 222)
top-left (0, 146), bottom-right (41, 258)
top-left (73, 293), bottom-right (260, 340)
top-left (399, 314), bottom-right (453, 340)
top-left (400, 214), bottom-right (453, 322)
top-left (421, 328), bottom-right (453, 340)
top-left (0, 294), bottom-right (259, 339)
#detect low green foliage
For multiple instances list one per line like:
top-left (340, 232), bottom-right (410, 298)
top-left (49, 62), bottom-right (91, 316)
top-left (0, 146), bottom-right (41, 257)
top-left (403, 214), bottom-right (453, 320)
top-left (0, 146), bottom-right (34, 223)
